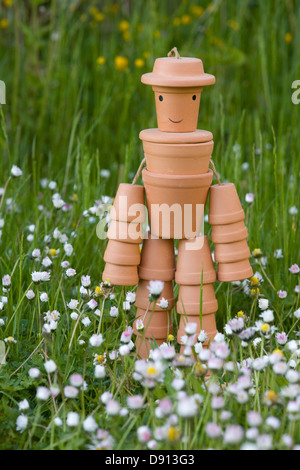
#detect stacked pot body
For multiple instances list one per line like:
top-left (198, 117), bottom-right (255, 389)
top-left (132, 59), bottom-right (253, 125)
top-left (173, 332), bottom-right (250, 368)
top-left (135, 56), bottom-right (217, 358)
top-left (133, 234), bottom-right (176, 359)
top-left (175, 236), bottom-right (218, 350)
top-left (209, 183), bottom-right (253, 282)
top-left (102, 184), bottom-right (145, 286)
top-left (140, 129), bottom-right (214, 240)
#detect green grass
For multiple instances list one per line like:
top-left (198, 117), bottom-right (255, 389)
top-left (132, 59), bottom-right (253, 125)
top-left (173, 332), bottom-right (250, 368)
top-left (0, 0), bottom-right (299, 450)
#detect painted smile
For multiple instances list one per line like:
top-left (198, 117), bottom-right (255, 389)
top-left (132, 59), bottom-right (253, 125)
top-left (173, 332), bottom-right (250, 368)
top-left (169, 118), bottom-right (183, 123)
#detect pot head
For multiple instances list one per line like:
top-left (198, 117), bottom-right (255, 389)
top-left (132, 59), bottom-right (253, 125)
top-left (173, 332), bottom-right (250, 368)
top-left (141, 56), bottom-right (215, 132)
top-left (153, 86), bottom-right (202, 132)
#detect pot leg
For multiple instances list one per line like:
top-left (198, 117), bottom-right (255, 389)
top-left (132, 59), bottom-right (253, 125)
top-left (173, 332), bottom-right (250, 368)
top-left (175, 238), bottom-right (218, 353)
top-left (134, 236), bottom-right (175, 359)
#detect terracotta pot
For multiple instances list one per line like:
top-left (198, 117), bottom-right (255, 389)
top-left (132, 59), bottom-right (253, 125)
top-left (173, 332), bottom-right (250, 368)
top-left (135, 336), bottom-right (166, 360)
top-left (107, 220), bottom-right (143, 244)
top-left (214, 239), bottom-right (251, 263)
top-left (177, 284), bottom-right (218, 315)
top-left (141, 56), bottom-right (215, 133)
top-left (175, 236), bottom-right (216, 285)
top-left (217, 259), bottom-right (253, 282)
top-left (177, 313), bottom-right (217, 345)
top-left (211, 221), bottom-right (248, 244)
top-left (141, 139), bottom-right (214, 175)
top-left (134, 308), bottom-right (173, 339)
top-left (138, 234), bottom-right (175, 281)
top-left (209, 183), bottom-right (245, 226)
top-left (143, 168), bottom-right (213, 239)
top-left (104, 239), bottom-right (141, 266)
top-left (135, 279), bottom-right (175, 310)
top-left (102, 263), bottom-right (138, 286)
top-left (110, 183), bottom-right (146, 223)
top-left (152, 86), bottom-right (203, 133)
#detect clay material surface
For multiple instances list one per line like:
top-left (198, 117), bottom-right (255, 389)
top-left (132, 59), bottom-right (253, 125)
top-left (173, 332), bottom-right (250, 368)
top-left (139, 128), bottom-right (213, 144)
top-left (153, 86), bottom-right (202, 133)
top-left (104, 239), bottom-right (141, 266)
top-left (109, 183), bottom-right (146, 223)
top-left (177, 284), bottom-right (218, 315)
top-left (175, 236), bottom-right (217, 285)
top-left (138, 234), bottom-right (176, 281)
top-left (141, 56), bottom-right (215, 88)
top-left (209, 183), bottom-right (245, 225)
top-left (107, 220), bottom-right (143, 244)
top-left (102, 263), bottom-right (138, 286)
top-left (217, 259), bottom-right (253, 282)
top-left (211, 220), bottom-right (248, 244)
top-left (142, 139), bottom-right (214, 175)
top-left (214, 239), bottom-right (251, 263)
top-left (143, 168), bottom-right (213, 239)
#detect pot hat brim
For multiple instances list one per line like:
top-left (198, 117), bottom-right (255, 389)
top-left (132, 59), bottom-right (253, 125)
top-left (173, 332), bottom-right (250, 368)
top-left (141, 56), bottom-right (215, 88)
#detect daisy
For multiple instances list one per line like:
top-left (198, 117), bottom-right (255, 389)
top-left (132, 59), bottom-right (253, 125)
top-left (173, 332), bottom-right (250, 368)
top-left (83, 416), bottom-right (98, 433)
top-left (126, 291), bottom-right (136, 303)
top-left (31, 271), bottom-right (51, 283)
top-left (81, 317), bottom-right (91, 327)
top-left (89, 334), bottom-right (104, 347)
top-left (64, 243), bottom-right (73, 256)
top-left (18, 399), bottom-right (29, 411)
top-left (44, 360), bottom-right (57, 374)
top-left (64, 386), bottom-right (79, 398)
top-left (26, 289), bottom-right (35, 300)
top-left (66, 268), bottom-right (76, 278)
top-left (36, 387), bottom-right (51, 401)
top-left (147, 280), bottom-right (164, 300)
top-left (258, 298), bottom-right (269, 310)
top-left (276, 332), bottom-right (288, 345)
top-left (11, 165), bottom-right (23, 177)
top-left (245, 193), bottom-right (255, 203)
top-left (277, 290), bottom-right (287, 299)
top-left (81, 275), bottom-right (91, 287)
top-left (16, 415), bottom-right (28, 432)
top-left (87, 299), bottom-right (98, 310)
top-left (109, 306), bottom-right (119, 318)
top-left (177, 396), bottom-right (198, 418)
top-left (2, 274), bottom-right (11, 287)
top-left (106, 400), bottom-right (120, 416)
top-left (67, 299), bottom-right (79, 309)
top-left (289, 264), bottom-right (300, 274)
top-left (66, 412), bottom-right (80, 427)
top-left (157, 297), bottom-right (169, 309)
top-left (224, 425), bottom-right (244, 444)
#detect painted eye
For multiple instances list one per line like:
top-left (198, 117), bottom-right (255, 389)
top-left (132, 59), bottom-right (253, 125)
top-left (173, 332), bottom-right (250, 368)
top-left (192, 95), bottom-right (196, 101)
top-left (159, 95), bottom-right (163, 101)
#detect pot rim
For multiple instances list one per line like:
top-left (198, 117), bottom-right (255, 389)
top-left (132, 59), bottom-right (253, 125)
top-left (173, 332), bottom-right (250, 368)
top-left (142, 168), bottom-right (213, 188)
top-left (139, 128), bottom-right (213, 144)
top-left (141, 73), bottom-right (215, 88)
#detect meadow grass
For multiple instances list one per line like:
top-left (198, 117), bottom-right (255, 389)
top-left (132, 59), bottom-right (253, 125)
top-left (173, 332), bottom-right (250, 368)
top-left (0, 0), bottom-right (299, 450)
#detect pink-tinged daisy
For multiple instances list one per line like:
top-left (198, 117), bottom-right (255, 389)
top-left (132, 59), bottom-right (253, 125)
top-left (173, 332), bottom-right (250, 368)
top-left (289, 264), bottom-right (300, 274)
top-left (276, 331), bottom-right (288, 345)
top-left (277, 290), bottom-right (287, 299)
top-left (245, 193), bottom-right (255, 203)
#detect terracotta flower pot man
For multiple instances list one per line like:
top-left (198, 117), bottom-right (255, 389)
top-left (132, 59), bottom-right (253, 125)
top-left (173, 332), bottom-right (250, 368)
top-left (102, 48), bottom-right (253, 358)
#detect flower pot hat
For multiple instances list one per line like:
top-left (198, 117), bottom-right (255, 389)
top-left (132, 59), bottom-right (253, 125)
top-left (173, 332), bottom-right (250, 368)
top-left (141, 48), bottom-right (215, 132)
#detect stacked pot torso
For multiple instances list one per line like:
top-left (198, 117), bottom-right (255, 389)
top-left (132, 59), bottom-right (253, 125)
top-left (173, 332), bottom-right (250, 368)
top-left (133, 55), bottom-right (219, 357)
